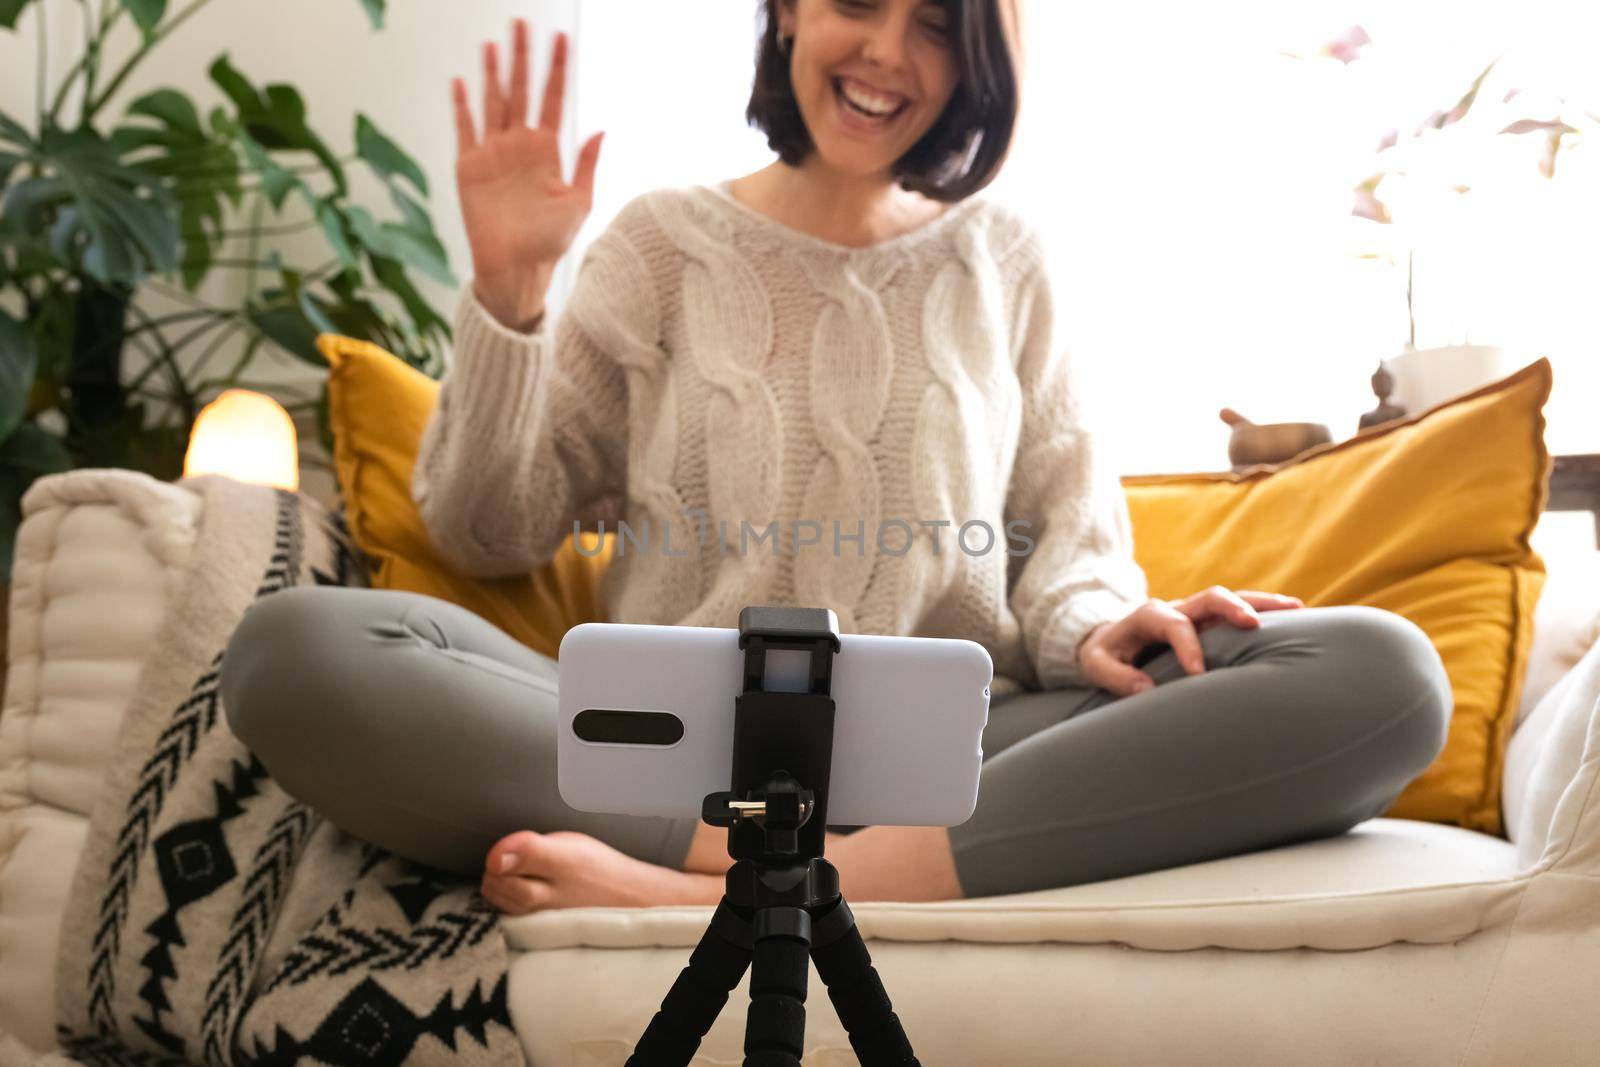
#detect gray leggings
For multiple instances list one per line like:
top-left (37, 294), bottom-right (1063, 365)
top-left (219, 589), bottom-right (1452, 899)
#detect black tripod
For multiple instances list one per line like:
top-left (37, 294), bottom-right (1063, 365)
top-left (626, 606), bottom-right (920, 1067)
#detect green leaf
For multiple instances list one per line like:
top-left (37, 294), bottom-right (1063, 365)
top-left (385, 186), bottom-right (454, 285)
top-left (341, 203), bottom-right (391, 255)
top-left (297, 284), bottom-right (339, 338)
top-left (359, 0), bottom-right (384, 30)
top-left (261, 84), bottom-right (309, 141)
top-left (235, 131), bottom-right (300, 209)
top-left (0, 0), bottom-right (37, 31)
top-left (0, 126), bottom-right (181, 285)
top-left (0, 310), bottom-right (36, 440)
top-left (248, 267), bottom-right (331, 367)
top-left (265, 85), bottom-right (347, 193)
top-left (115, 90), bottom-right (240, 289)
top-left (120, 0), bottom-right (168, 36)
top-left (209, 57), bottom-right (347, 197)
top-left (0, 418), bottom-right (72, 476)
top-left (356, 114), bottom-right (427, 196)
top-left (126, 88), bottom-right (203, 139)
top-left (379, 221), bottom-right (453, 285)
top-left (209, 53), bottom-right (262, 115)
top-left (318, 289), bottom-right (391, 341)
top-left (0, 111), bottom-right (35, 149)
top-left (248, 302), bottom-right (325, 366)
top-left (387, 184), bottom-right (430, 232)
top-left (0, 149), bottom-right (24, 189)
top-left (369, 252), bottom-right (448, 342)
top-left (315, 199), bottom-right (360, 273)
top-left (342, 199), bottom-right (453, 286)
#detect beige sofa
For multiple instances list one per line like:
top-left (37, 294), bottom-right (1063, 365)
top-left (3, 468), bottom-right (1599, 1065)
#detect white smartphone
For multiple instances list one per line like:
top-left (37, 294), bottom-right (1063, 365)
top-left (556, 622), bottom-right (993, 828)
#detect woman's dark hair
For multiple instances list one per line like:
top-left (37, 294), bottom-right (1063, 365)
top-left (746, 0), bottom-right (1022, 203)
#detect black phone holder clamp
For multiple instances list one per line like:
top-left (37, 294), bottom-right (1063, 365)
top-left (627, 605), bottom-right (920, 1067)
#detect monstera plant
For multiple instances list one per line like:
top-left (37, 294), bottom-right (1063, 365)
top-left (0, 0), bottom-right (456, 582)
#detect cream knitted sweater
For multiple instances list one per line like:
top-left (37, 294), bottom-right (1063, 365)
top-left (411, 181), bottom-right (1149, 695)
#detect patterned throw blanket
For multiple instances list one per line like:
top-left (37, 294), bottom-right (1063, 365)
top-left (49, 475), bottom-right (527, 1066)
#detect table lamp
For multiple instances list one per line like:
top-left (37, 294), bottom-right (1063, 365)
top-left (182, 389), bottom-right (298, 491)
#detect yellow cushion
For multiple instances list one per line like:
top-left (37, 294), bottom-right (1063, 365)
top-left (317, 333), bottom-right (616, 660)
top-left (1121, 358), bottom-right (1552, 837)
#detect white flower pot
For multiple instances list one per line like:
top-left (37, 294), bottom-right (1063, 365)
top-left (1382, 344), bottom-right (1514, 416)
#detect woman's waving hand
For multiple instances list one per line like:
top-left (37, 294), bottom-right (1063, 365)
top-left (452, 19), bottom-right (605, 331)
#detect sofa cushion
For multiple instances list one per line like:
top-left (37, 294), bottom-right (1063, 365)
top-left (504, 817), bottom-right (1517, 956)
top-left (1505, 630), bottom-right (1600, 866)
top-left (1503, 550), bottom-right (1600, 841)
top-left (500, 817), bottom-right (1525, 1064)
top-left (318, 332), bottom-right (610, 659)
top-left (0, 470), bottom-right (201, 1056)
top-left (1519, 550), bottom-right (1600, 725)
top-left (1120, 360), bottom-right (1552, 837)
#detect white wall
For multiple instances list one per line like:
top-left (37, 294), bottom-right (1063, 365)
top-left (569, 0), bottom-right (772, 255)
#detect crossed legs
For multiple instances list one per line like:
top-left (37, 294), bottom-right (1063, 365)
top-left (220, 589), bottom-right (1450, 911)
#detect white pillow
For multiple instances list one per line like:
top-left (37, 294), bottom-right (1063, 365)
top-left (1518, 552), bottom-right (1600, 728)
top-left (1506, 635), bottom-right (1600, 865)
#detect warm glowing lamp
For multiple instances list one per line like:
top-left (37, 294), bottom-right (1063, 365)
top-left (182, 388), bottom-right (299, 491)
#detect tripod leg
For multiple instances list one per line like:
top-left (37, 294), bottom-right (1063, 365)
top-left (743, 905), bottom-right (812, 1067)
top-left (628, 897), bottom-right (755, 1067)
top-left (810, 897), bottom-right (919, 1066)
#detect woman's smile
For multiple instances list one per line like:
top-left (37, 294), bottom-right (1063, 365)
top-left (773, 0), bottom-right (977, 176)
top-left (833, 75), bottom-right (911, 132)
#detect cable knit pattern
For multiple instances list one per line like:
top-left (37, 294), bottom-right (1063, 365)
top-left (907, 215), bottom-right (1025, 678)
top-left (793, 251), bottom-right (901, 636)
top-left (411, 181), bottom-right (1149, 694)
top-left (653, 192), bottom-right (785, 626)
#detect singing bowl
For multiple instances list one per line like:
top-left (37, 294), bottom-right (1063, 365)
top-left (1227, 422), bottom-right (1333, 469)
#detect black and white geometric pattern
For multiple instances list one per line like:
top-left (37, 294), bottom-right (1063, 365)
top-left (262, 872), bottom-right (500, 993)
top-left (199, 800), bottom-right (317, 1063)
top-left (240, 973), bottom-right (514, 1067)
top-left (55, 483), bottom-right (526, 1066)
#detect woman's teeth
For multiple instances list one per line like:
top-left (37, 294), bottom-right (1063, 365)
top-left (836, 78), bottom-right (905, 121)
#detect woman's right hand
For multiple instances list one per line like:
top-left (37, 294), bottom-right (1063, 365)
top-left (453, 19), bottom-right (605, 331)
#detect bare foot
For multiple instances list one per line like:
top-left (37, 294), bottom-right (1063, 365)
top-left (679, 821), bottom-right (964, 902)
top-left (678, 819), bottom-right (855, 876)
top-left (481, 830), bottom-right (724, 914)
top-left (827, 825), bottom-right (965, 902)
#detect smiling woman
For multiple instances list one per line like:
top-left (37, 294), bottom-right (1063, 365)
top-left (748, 0), bottom-right (1021, 201)
top-left (222, 0), bottom-right (1451, 929)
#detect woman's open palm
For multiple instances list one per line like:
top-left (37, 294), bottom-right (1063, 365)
top-left (453, 20), bottom-right (603, 321)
